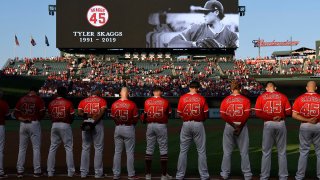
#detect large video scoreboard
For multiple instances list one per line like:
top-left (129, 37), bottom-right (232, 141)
top-left (57, 0), bottom-right (239, 50)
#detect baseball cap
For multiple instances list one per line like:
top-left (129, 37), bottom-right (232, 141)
top-left (199, 0), bottom-right (224, 14)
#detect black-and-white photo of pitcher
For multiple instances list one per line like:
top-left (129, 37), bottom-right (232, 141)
top-left (146, 0), bottom-right (239, 49)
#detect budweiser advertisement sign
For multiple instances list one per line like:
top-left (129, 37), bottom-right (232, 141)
top-left (252, 39), bottom-right (299, 47)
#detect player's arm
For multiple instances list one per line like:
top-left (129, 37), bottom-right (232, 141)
top-left (177, 97), bottom-right (184, 119)
top-left (78, 109), bottom-right (87, 119)
top-left (92, 106), bottom-right (106, 123)
top-left (219, 100), bottom-right (236, 127)
top-left (284, 96), bottom-right (292, 116)
top-left (239, 100), bottom-right (251, 128)
top-left (14, 100), bottom-right (27, 121)
top-left (168, 25), bottom-right (195, 48)
top-left (292, 98), bottom-right (317, 123)
top-left (69, 103), bottom-right (75, 124)
top-left (203, 100), bottom-right (209, 121)
top-left (227, 32), bottom-right (238, 48)
top-left (220, 112), bottom-right (237, 128)
top-left (37, 98), bottom-right (46, 120)
top-left (168, 36), bottom-right (194, 48)
top-left (292, 111), bottom-right (317, 123)
top-left (77, 101), bottom-right (88, 119)
top-left (132, 103), bottom-right (139, 125)
top-left (140, 101), bottom-right (148, 124)
top-left (92, 99), bottom-right (107, 123)
top-left (110, 104), bottom-right (120, 123)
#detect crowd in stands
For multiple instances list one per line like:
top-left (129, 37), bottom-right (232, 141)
top-left (221, 58), bottom-right (306, 75)
top-left (2, 56), bottom-right (319, 97)
top-left (38, 75), bottom-right (263, 97)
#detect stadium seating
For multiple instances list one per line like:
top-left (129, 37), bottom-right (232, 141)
top-left (2, 56), bottom-right (319, 97)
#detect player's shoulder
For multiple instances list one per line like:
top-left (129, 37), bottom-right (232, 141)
top-left (128, 99), bottom-right (137, 106)
top-left (239, 94), bottom-right (250, 101)
top-left (112, 99), bottom-right (121, 105)
top-left (63, 98), bottom-right (73, 106)
top-left (161, 96), bottom-right (169, 103)
top-left (257, 91), bottom-right (267, 96)
top-left (179, 93), bottom-right (188, 99)
top-left (222, 95), bottom-right (231, 102)
top-left (198, 93), bottom-right (206, 100)
top-left (32, 94), bottom-right (42, 101)
top-left (145, 96), bottom-right (154, 102)
top-left (98, 96), bottom-right (106, 101)
top-left (79, 98), bottom-right (86, 104)
top-left (277, 91), bottom-right (289, 99)
top-left (294, 93), bottom-right (308, 101)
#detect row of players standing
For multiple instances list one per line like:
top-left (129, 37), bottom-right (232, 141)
top-left (0, 80), bottom-right (319, 179)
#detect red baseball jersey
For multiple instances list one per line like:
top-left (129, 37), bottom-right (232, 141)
top-left (78, 95), bottom-right (107, 116)
top-left (220, 94), bottom-right (251, 124)
top-left (177, 93), bottom-right (208, 122)
top-left (292, 92), bottom-right (320, 122)
top-left (0, 100), bottom-right (9, 125)
top-left (255, 91), bottom-right (292, 121)
top-left (48, 97), bottom-right (75, 124)
top-left (15, 94), bottom-right (45, 120)
top-left (144, 96), bottom-right (172, 123)
top-left (111, 99), bottom-right (139, 125)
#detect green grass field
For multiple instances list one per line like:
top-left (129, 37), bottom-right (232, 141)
top-left (4, 118), bottom-right (318, 178)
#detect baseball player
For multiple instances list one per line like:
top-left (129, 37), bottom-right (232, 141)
top-left (255, 81), bottom-right (291, 180)
top-left (219, 81), bottom-right (252, 180)
top-left (141, 87), bottom-right (172, 180)
top-left (78, 90), bottom-right (107, 178)
top-left (176, 81), bottom-right (210, 180)
top-left (0, 91), bottom-right (9, 178)
top-left (111, 87), bottom-right (139, 180)
top-left (47, 86), bottom-right (76, 177)
top-left (14, 87), bottom-right (45, 178)
top-left (168, 0), bottom-right (238, 48)
top-left (292, 81), bottom-right (320, 180)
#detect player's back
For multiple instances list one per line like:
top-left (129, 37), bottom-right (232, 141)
top-left (78, 95), bottom-right (107, 115)
top-left (221, 94), bottom-right (250, 123)
top-left (255, 91), bottom-right (290, 118)
top-left (15, 94), bottom-right (45, 120)
top-left (177, 93), bottom-right (208, 122)
top-left (111, 99), bottom-right (138, 124)
top-left (144, 96), bottom-right (171, 123)
top-left (48, 97), bottom-right (74, 124)
top-left (293, 92), bottom-right (320, 120)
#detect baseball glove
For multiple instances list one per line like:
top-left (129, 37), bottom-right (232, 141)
top-left (81, 119), bottom-right (96, 132)
top-left (196, 38), bottom-right (224, 48)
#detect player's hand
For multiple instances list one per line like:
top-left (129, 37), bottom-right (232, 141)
top-left (92, 114), bottom-right (99, 121)
top-left (308, 117), bottom-right (318, 124)
top-left (19, 117), bottom-right (30, 122)
top-left (87, 113), bottom-right (93, 118)
top-left (233, 127), bottom-right (241, 136)
top-left (273, 116), bottom-right (282, 122)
